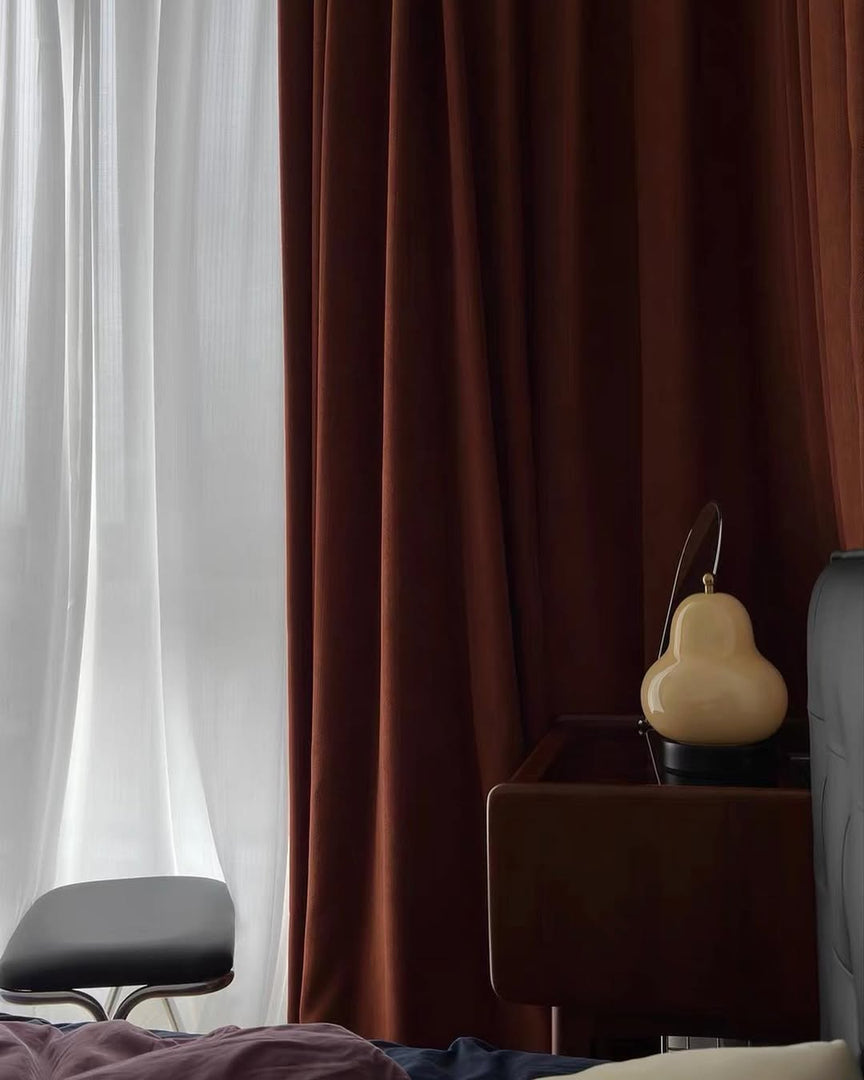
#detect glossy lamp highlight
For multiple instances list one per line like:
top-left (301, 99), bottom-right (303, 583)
top-left (641, 573), bottom-right (788, 747)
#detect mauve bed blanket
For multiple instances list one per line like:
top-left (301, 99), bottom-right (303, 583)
top-left (0, 1019), bottom-right (410, 1079)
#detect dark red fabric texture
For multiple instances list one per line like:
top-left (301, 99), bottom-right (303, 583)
top-left (0, 1021), bottom-right (408, 1080)
top-left (279, 0), bottom-right (852, 1051)
top-left (793, 0), bottom-right (864, 547)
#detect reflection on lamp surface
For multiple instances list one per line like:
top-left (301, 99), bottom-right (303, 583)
top-left (641, 572), bottom-right (788, 747)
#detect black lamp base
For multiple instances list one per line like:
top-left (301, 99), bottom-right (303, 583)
top-left (661, 736), bottom-right (779, 787)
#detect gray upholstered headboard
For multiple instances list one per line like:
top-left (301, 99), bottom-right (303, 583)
top-left (808, 551), bottom-right (864, 1064)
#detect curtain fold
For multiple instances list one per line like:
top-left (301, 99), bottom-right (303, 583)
top-left (280, 0), bottom-right (850, 1049)
top-left (1, 0), bottom-right (287, 1031)
top-left (795, 0), bottom-right (864, 549)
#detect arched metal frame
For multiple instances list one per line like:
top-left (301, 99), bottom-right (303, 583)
top-left (656, 501), bottom-right (723, 662)
top-left (638, 500), bottom-right (723, 784)
top-left (1, 987), bottom-right (111, 1022)
top-left (1, 971), bottom-right (233, 1029)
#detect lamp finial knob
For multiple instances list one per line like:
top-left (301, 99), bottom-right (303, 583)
top-left (703, 572), bottom-right (715, 594)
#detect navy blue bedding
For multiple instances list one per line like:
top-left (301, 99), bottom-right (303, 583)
top-left (374, 1037), bottom-right (597, 1078)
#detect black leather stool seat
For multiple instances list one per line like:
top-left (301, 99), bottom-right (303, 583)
top-left (0, 876), bottom-right (234, 992)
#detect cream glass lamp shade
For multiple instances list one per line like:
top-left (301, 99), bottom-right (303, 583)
top-left (640, 574), bottom-right (788, 746)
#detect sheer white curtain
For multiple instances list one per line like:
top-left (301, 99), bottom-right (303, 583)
top-left (0, 0), bottom-right (287, 1031)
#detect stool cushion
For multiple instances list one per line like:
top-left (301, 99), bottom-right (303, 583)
top-left (0, 876), bottom-right (234, 991)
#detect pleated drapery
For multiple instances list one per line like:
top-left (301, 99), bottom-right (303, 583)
top-left (0, 0), bottom-right (287, 1030)
top-left (279, 0), bottom-right (854, 1050)
top-left (793, 0), bottom-right (864, 548)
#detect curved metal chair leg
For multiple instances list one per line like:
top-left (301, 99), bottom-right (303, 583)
top-left (1, 988), bottom-right (109, 1022)
top-left (112, 971), bottom-right (234, 1022)
top-left (1, 972), bottom-right (232, 1026)
top-left (163, 995), bottom-right (182, 1032)
top-left (104, 986), bottom-right (123, 1016)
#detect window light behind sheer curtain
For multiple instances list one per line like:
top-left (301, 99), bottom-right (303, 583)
top-left (0, 0), bottom-right (287, 1030)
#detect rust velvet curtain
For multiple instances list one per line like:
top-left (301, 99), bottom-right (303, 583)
top-left (278, 0), bottom-right (859, 1050)
top-left (793, 0), bottom-right (864, 547)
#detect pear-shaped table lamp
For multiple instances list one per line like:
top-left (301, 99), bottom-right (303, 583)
top-left (641, 572), bottom-right (788, 784)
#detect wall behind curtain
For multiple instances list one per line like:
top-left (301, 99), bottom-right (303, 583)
top-left (0, 0), bottom-right (287, 1030)
top-left (280, 0), bottom-right (843, 1050)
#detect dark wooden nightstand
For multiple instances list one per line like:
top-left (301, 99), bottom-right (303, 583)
top-left (487, 716), bottom-right (819, 1058)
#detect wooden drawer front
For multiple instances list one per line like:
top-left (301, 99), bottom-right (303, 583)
top-left (487, 783), bottom-right (818, 1040)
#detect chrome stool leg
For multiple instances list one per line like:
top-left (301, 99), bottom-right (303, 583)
top-left (105, 986), bottom-right (122, 1017)
top-left (112, 972), bottom-right (234, 1022)
top-left (163, 996), bottom-right (182, 1031)
top-left (1, 989), bottom-right (109, 1022)
top-left (2, 973), bottom-right (232, 1025)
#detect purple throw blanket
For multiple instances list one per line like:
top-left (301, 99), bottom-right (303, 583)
top-left (0, 1020), bottom-right (411, 1079)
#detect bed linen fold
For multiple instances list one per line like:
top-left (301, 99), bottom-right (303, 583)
top-left (0, 1019), bottom-right (409, 1080)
